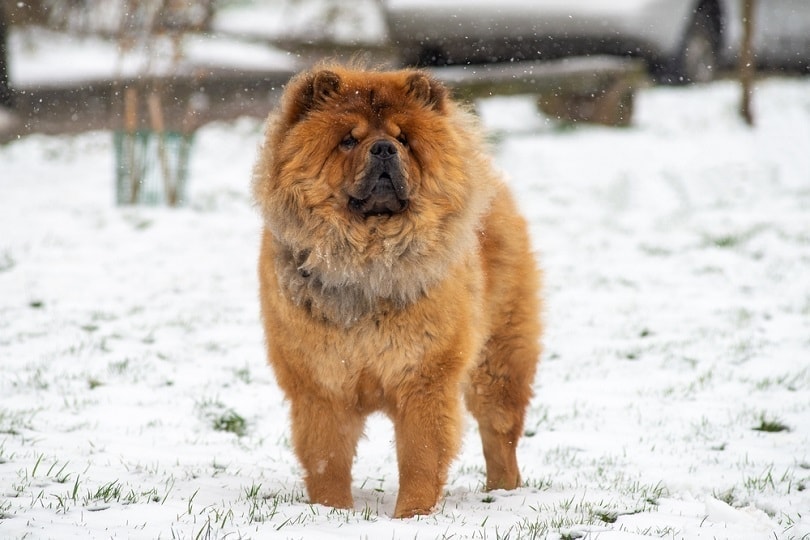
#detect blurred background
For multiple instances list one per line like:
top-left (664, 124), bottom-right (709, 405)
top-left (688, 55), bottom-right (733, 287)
top-left (1, 0), bottom-right (809, 144)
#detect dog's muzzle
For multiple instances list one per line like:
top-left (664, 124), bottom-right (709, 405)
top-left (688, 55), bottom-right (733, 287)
top-left (349, 140), bottom-right (409, 217)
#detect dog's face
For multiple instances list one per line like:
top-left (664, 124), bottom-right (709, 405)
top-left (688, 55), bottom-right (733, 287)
top-left (260, 68), bottom-right (466, 233)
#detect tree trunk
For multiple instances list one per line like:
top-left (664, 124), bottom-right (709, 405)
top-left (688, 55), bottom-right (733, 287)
top-left (0, 5), bottom-right (13, 108)
top-left (739, 0), bottom-right (756, 126)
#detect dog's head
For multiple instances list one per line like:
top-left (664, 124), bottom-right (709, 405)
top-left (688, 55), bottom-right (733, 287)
top-left (253, 65), bottom-right (496, 309)
top-left (258, 67), bottom-right (454, 224)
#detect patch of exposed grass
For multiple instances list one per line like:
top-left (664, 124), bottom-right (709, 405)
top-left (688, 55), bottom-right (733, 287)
top-left (197, 398), bottom-right (248, 437)
top-left (0, 498), bottom-right (11, 519)
top-left (0, 250), bottom-right (15, 272)
top-left (0, 442), bottom-right (13, 465)
top-left (704, 225), bottom-right (768, 250)
top-left (9, 457), bottom-right (172, 515)
top-left (212, 410), bottom-right (247, 437)
top-left (711, 234), bottom-right (742, 248)
top-left (0, 408), bottom-right (36, 435)
top-left (595, 511), bottom-right (618, 523)
top-left (751, 368), bottom-right (809, 392)
top-left (108, 358), bottom-right (130, 374)
top-left (233, 366), bottom-right (252, 385)
top-left (524, 476), bottom-right (553, 491)
top-left (753, 415), bottom-right (790, 433)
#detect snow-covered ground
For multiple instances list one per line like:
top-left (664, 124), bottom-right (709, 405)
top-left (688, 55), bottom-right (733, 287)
top-left (1, 77), bottom-right (809, 539)
top-left (7, 27), bottom-right (298, 87)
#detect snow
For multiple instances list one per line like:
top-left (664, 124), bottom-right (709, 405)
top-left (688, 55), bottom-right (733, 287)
top-left (2, 71), bottom-right (810, 539)
top-left (8, 27), bottom-right (297, 87)
top-left (8, 28), bottom-right (137, 85)
top-left (211, 0), bottom-right (387, 44)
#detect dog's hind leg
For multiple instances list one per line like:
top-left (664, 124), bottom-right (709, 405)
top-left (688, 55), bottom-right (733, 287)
top-left (470, 188), bottom-right (542, 491)
top-left (465, 331), bottom-right (539, 491)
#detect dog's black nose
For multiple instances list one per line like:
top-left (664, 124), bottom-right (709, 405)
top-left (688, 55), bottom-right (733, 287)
top-left (370, 140), bottom-right (397, 160)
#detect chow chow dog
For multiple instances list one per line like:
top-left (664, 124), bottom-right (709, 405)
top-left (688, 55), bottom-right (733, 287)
top-left (253, 65), bottom-right (541, 518)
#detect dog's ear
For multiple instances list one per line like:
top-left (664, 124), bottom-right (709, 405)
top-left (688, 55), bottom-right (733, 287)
top-left (310, 70), bottom-right (342, 103)
top-left (285, 70), bottom-right (342, 124)
top-left (405, 72), bottom-right (448, 113)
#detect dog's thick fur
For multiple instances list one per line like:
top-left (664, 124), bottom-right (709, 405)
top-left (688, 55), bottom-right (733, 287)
top-left (253, 65), bottom-right (541, 518)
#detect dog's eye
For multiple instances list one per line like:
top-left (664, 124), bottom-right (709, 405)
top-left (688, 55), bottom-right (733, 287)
top-left (340, 135), bottom-right (358, 150)
top-left (397, 133), bottom-right (408, 147)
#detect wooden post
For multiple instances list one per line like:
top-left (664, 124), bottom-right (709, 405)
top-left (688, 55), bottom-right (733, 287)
top-left (0, 6), bottom-right (13, 108)
top-left (147, 89), bottom-right (178, 206)
top-left (739, 0), bottom-right (756, 126)
top-left (123, 87), bottom-right (140, 202)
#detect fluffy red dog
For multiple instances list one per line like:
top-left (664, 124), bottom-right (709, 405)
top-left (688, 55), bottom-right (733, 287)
top-left (253, 65), bottom-right (542, 518)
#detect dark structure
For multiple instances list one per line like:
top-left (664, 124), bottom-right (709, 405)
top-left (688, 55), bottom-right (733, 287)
top-left (0, 6), bottom-right (12, 108)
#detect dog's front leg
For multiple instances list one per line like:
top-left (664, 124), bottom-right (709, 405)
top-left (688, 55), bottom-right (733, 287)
top-left (289, 394), bottom-right (365, 509)
top-left (391, 367), bottom-right (465, 518)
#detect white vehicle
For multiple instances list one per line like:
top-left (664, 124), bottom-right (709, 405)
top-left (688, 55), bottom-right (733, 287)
top-left (384, 0), bottom-right (810, 83)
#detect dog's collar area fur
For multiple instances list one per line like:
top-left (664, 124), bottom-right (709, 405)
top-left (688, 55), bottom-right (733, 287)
top-left (272, 241), bottom-right (410, 328)
top-left (264, 183), bottom-right (492, 328)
